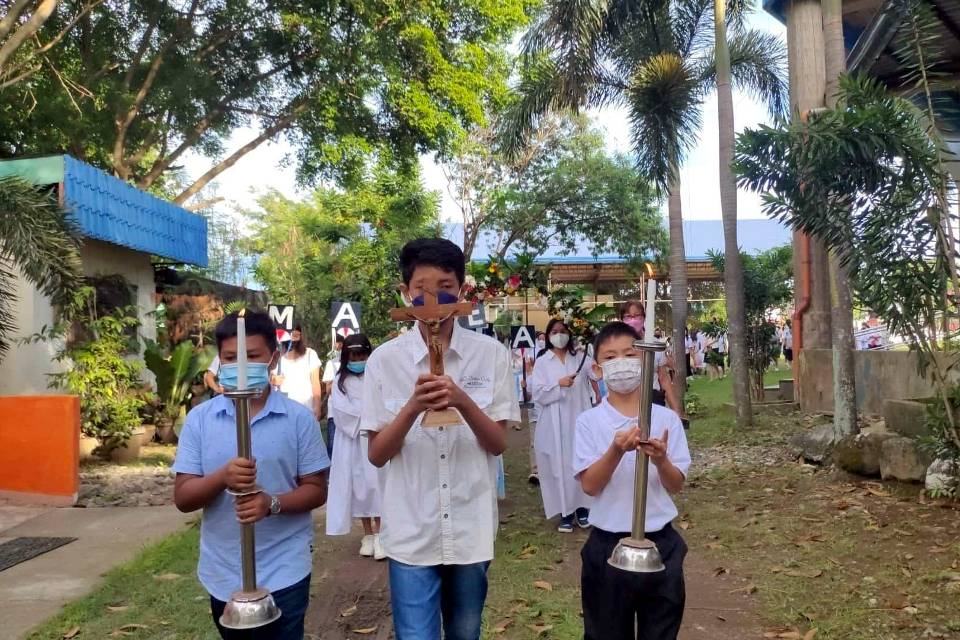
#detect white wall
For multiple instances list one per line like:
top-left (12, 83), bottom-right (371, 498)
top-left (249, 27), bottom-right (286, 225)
top-left (0, 240), bottom-right (157, 396)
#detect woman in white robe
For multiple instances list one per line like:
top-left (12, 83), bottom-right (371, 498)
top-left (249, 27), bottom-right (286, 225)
top-left (530, 319), bottom-right (594, 533)
top-left (325, 334), bottom-right (384, 560)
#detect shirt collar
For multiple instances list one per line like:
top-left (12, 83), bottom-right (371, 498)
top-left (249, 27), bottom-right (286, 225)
top-left (214, 387), bottom-right (288, 422)
top-left (599, 397), bottom-right (638, 429)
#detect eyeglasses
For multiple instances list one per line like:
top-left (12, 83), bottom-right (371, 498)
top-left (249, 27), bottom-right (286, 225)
top-left (622, 313), bottom-right (644, 320)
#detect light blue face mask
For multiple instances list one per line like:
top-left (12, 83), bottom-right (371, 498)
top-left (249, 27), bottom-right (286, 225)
top-left (219, 362), bottom-right (271, 390)
top-left (346, 361), bottom-right (366, 374)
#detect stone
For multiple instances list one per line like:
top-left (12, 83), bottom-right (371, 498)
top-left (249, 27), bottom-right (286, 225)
top-left (880, 436), bottom-right (932, 483)
top-left (788, 423), bottom-right (836, 463)
top-left (883, 398), bottom-right (934, 439)
top-left (831, 432), bottom-right (896, 477)
top-left (925, 458), bottom-right (959, 495)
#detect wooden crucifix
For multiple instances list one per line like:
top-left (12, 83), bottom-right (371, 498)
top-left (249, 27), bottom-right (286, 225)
top-left (390, 289), bottom-right (475, 427)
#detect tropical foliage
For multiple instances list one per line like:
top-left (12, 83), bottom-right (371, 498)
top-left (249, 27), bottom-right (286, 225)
top-left (464, 254), bottom-right (548, 303)
top-left (144, 340), bottom-right (214, 429)
top-left (547, 286), bottom-right (615, 348)
top-left (735, 74), bottom-right (959, 453)
top-left (0, 176), bottom-right (84, 361)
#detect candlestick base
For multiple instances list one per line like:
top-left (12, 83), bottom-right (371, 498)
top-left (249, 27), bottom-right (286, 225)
top-left (219, 587), bottom-right (281, 630)
top-left (420, 407), bottom-right (464, 428)
top-left (607, 536), bottom-right (665, 573)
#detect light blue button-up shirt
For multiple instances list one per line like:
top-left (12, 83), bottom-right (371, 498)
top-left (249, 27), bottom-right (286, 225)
top-left (173, 390), bottom-right (330, 601)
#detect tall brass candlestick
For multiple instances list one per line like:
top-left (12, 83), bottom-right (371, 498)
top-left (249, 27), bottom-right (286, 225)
top-left (607, 340), bottom-right (667, 573)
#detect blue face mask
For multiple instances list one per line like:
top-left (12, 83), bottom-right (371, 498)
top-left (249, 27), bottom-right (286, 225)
top-left (346, 361), bottom-right (366, 374)
top-left (219, 362), bottom-right (271, 390)
top-left (411, 291), bottom-right (460, 306)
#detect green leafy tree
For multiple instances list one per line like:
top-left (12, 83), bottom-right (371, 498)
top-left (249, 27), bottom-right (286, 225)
top-left (709, 245), bottom-right (792, 400)
top-left (503, 0), bottom-right (787, 410)
top-left (1, 0), bottom-right (533, 204)
top-left (248, 164), bottom-right (440, 345)
top-left (0, 175), bottom-right (84, 360)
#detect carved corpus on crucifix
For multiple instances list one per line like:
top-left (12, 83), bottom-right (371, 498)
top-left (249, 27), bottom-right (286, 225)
top-left (390, 289), bottom-right (474, 427)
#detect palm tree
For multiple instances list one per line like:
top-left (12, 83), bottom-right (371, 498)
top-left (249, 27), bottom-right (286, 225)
top-left (714, 0), bottom-right (752, 426)
top-left (504, 0), bottom-right (787, 406)
top-left (0, 176), bottom-right (84, 360)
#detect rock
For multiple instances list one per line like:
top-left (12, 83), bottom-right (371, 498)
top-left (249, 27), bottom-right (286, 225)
top-left (788, 424), bottom-right (836, 463)
top-left (925, 458), bottom-right (959, 495)
top-left (831, 432), bottom-right (896, 477)
top-left (880, 437), bottom-right (932, 483)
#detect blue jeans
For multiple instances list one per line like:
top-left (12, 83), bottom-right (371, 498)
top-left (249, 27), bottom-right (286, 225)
top-left (325, 417), bottom-right (336, 458)
top-left (210, 574), bottom-right (311, 639)
top-left (389, 560), bottom-right (490, 640)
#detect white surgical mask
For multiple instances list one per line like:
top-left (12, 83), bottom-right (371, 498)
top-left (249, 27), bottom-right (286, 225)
top-left (549, 333), bottom-right (570, 349)
top-left (600, 357), bottom-right (644, 394)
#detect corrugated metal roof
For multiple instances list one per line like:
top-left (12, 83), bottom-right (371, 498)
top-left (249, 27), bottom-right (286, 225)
top-left (0, 155), bottom-right (207, 267)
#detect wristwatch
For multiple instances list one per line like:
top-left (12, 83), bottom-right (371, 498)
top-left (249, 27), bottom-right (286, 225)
top-left (269, 495), bottom-right (281, 516)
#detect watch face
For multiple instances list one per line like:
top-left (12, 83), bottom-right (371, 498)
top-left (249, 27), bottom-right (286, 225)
top-left (270, 496), bottom-right (281, 514)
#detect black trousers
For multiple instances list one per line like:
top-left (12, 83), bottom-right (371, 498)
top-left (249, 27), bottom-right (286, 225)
top-left (581, 525), bottom-right (686, 640)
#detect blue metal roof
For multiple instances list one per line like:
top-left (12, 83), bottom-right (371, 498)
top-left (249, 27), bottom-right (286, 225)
top-left (0, 155), bottom-right (207, 267)
top-left (444, 218), bottom-right (792, 264)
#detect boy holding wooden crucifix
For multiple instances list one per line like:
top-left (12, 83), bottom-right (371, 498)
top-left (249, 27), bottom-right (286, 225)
top-left (361, 238), bottom-right (519, 640)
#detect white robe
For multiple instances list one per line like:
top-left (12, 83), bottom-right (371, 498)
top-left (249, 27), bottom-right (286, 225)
top-left (325, 375), bottom-right (382, 535)
top-left (530, 349), bottom-right (594, 518)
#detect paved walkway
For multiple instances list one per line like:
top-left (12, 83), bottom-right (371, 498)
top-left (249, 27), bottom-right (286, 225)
top-left (0, 505), bottom-right (194, 639)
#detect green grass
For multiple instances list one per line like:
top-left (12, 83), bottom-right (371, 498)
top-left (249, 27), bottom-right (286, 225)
top-left (26, 524), bottom-right (216, 640)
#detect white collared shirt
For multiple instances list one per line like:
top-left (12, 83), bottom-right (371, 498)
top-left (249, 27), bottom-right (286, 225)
top-left (573, 399), bottom-right (691, 534)
top-left (360, 323), bottom-right (520, 566)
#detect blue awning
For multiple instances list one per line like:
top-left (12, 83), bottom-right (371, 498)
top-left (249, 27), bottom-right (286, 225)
top-left (0, 155), bottom-right (208, 267)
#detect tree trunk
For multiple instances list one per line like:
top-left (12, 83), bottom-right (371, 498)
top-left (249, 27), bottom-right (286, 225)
top-left (667, 175), bottom-right (688, 407)
top-left (823, 0), bottom-right (858, 438)
top-left (715, 0), bottom-right (753, 427)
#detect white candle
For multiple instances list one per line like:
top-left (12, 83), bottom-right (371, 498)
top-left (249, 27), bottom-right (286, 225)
top-left (237, 311), bottom-right (248, 389)
top-left (644, 277), bottom-right (656, 340)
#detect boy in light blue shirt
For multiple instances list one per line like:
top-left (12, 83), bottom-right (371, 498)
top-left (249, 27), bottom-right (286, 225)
top-left (173, 311), bottom-right (330, 639)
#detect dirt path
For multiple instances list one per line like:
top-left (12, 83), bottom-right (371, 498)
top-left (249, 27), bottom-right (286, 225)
top-left (305, 423), bottom-right (765, 639)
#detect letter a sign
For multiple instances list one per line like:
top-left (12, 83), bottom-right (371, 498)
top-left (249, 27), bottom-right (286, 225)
top-left (510, 325), bottom-right (537, 350)
top-left (331, 301), bottom-right (361, 338)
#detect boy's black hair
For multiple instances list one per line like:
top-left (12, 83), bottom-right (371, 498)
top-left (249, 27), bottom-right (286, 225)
top-left (337, 333), bottom-right (373, 394)
top-left (215, 310), bottom-right (278, 353)
top-left (399, 238), bottom-right (466, 285)
top-left (593, 321), bottom-right (640, 356)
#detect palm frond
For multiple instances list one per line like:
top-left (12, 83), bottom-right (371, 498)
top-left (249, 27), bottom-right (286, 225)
top-left (628, 53), bottom-right (704, 193)
top-left (0, 176), bottom-right (84, 359)
top-left (670, 0), bottom-right (713, 56)
top-left (699, 29), bottom-right (789, 119)
top-left (500, 55), bottom-right (566, 159)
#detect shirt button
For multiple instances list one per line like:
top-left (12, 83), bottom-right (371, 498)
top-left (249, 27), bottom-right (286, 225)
top-left (442, 483), bottom-right (448, 489)
top-left (443, 513), bottom-right (449, 519)
top-left (439, 427), bottom-right (444, 431)
top-left (440, 454), bottom-right (446, 459)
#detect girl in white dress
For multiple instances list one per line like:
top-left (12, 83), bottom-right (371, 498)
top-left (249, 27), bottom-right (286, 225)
top-left (530, 319), bottom-right (595, 533)
top-left (325, 334), bottom-right (384, 560)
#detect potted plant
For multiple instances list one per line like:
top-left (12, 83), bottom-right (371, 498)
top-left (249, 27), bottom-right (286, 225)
top-left (145, 340), bottom-right (212, 443)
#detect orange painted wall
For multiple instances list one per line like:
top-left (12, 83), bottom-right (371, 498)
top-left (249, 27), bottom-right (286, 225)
top-left (0, 395), bottom-right (79, 500)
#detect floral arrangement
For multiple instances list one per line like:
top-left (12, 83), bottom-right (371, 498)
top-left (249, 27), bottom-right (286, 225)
top-left (464, 254), bottom-right (548, 303)
top-left (547, 285), bottom-right (615, 347)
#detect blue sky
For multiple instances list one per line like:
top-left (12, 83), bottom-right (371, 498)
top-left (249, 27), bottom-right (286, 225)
top-left (182, 1), bottom-right (786, 224)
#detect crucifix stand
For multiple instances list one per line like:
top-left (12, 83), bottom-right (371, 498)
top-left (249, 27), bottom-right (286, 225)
top-left (390, 290), bottom-right (474, 427)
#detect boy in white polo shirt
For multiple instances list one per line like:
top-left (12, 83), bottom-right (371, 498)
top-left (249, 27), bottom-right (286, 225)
top-left (574, 321), bottom-right (691, 640)
top-left (361, 238), bottom-right (519, 640)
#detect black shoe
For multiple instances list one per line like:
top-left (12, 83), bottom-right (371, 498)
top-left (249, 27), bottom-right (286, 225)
top-left (528, 473), bottom-right (540, 486)
top-left (558, 515), bottom-right (574, 533)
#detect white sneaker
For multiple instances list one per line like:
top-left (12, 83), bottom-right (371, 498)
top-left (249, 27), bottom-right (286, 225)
top-left (373, 534), bottom-right (387, 561)
top-left (359, 534), bottom-right (375, 557)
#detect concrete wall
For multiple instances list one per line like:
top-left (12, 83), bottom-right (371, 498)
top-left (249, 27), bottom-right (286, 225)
top-left (797, 348), bottom-right (960, 415)
top-left (0, 239), bottom-right (156, 396)
top-left (0, 395), bottom-right (79, 505)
